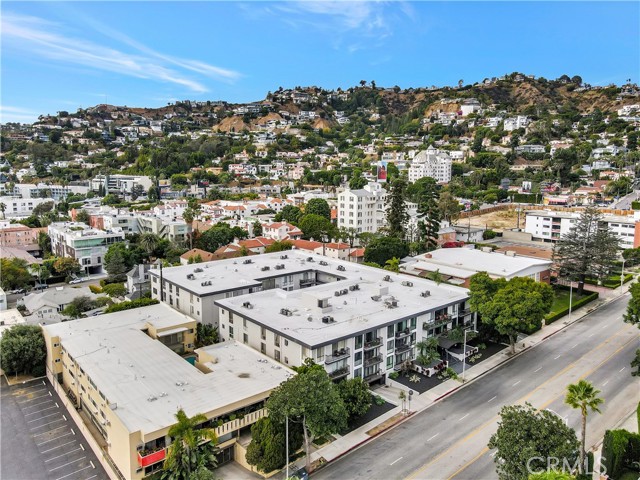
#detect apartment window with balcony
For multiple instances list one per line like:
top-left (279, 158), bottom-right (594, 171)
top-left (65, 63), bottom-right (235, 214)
top-left (387, 339), bottom-right (394, 351)
top-left (229, 326), bottom-right (234, 339)
top-left (410, 317), bottom-right (416, 329)
top-left (387, 325), bottom-right (394, 337)
top-left (354, 368), bottom-right (362, 378)
top-left (387, 356), bottom-right (394, 369)
top-left (355, 351), bottom-right (362, 366)
top-left (355, 335), bottom-right (363, 349)
top-left (274, 335), bottom-right (280, 347)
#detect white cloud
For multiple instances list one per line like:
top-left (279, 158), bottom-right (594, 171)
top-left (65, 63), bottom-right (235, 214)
top-left (0, 105), bottom-right (41, 123)
top-left (1, 13), bottom-right (241, 93)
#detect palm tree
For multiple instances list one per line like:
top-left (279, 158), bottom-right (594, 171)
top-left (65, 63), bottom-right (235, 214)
top-left (140, 233), bottom-right (161, 260)
top-left (162, 409), bottom-right (217, 480)
top-left (182, 208), bottom-right (195, 249)
top-left (564, 380), bottom-right (604, 474)
top-left (0, 202), bottom-right (5, 219)
top-left (428, 269), bottom-right (444, 285)
top-left (384, 257), bottom-right (400, 273)
top-left (415, 338), bottom-right (440, 366)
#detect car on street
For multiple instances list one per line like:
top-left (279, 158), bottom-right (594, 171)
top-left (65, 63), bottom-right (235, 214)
top-left (7, 288), bottom-right (26, 294)
top-left (33, 284), bottom-right (49, 291)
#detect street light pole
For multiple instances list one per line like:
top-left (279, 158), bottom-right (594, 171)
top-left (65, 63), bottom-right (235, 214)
top-left (620, 258), bottom-right (626, 294)
top-left (568, 278), bottom-right (573, 323)
top-left (285, 414), bottom-right (289, 479)
top-left (462, 328), bottom-right (478, 382)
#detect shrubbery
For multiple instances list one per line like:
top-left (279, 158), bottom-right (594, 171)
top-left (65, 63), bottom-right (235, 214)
top-left (103, 298), bottom-right (158, 313)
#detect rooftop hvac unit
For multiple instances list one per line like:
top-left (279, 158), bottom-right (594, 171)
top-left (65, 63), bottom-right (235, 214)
top-left (371, 295), bottom-right (381, 301)
top-left (243, 259), bottom-right (253, 264)
top-left (194, 268), bottom-right (203, 273)
top-left (335, 290), bottom-right (342, 296)
top-left (243, 301), bottom-right (253, 309)
top-left (280, 308), bottom-right (293, 316)
top-left (341, 289), bottom-right (348, 295)
top-left (383, 275), bottom-right (392, 282)
top-left (420, 290), bottom-right (431, 297)
top-left (349, 284), bottom-right (360, 291)
top-left (280, 254), bottom-right (288, 259)
top-left (275, 264), bottom-right (285, 270)
top-left (337, 265), bottom-right (346, 271)
top-left (261, 266), bottom-right (270, 271)
top-left (322, 316), bottom-right (335, 324)
top-left (186, 274), bottom-right (195, 280)
top-left (401, 281), bottom-right (414, 287)
top-left (307, 257), bottom-right (315, 262)
top-left (319, 260), bottom-right (328, 266)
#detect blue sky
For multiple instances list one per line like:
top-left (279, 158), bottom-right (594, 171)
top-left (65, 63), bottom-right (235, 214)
top-left (1, 1), bottom-right (638, 123)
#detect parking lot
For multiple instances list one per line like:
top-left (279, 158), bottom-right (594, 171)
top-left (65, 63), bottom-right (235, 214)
top-left (1, 377), bottom-right (109, 480)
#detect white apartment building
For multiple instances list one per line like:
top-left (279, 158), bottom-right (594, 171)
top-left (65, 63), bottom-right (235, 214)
top-left (48, 222), bottom-right (125, 274)
top-left (91, 174), bottom-right (153, 195)
top-left (524, 210), bottom-right (637, 249)
top-left (503, 115), bottom-right (530, 132)
top-left (0, 196), bottom-right (54, 218)
top-left (10, 183), bottom-right (90, 200)
top-left (408, 147), bottom-right (453, 184)
top-left (337, 182), bottom-right (387, 234)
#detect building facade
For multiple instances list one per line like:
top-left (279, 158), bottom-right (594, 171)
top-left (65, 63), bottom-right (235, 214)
top-left (337, 182), bottom-right (387, 234)
top-left (408, 147), bottom-right (453, 184)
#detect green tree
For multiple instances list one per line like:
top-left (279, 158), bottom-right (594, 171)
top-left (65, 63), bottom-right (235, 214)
top-left (384, 257), bottom-right (400, 273)
top-left (0, 325), bottom-right (47, 376)
top-left (252, 220), bottom-right (263, 237)
top-left (488, 403), bottom-right (580, 480)
top-left (148, 185), bottom-right (160, 202)
top-left (104, 245), bottom-right (129, 280)
top-left (624, 281), bottom-right (640, 327)
top-left (337, 377), bottom-right (372, 420)
top-left (528, 471), bottom-right (576, 480)
top-left (101, 193), bottom-right (122, 206)
top-left (470, 275), bottom-right (553, 354)
top-left (245, 417), bottom-right (303, 473)
top-left (364, 236), bottom-right (409, 266)
top-left (162, 409), bottom-right (218, 480)
top-left (274, 205), bottom-right (302, 224)
top-left (298, 214), bottom-right (334, 241)
top-left (195, 323), bottom-right (219, 347)
top-left (565, 380), bottom-right (604, 474)
top-left (632, 349), bottom-right (640, 377)
top-left (415, 337), bottom-right (440, 366)
top-left (349, 171), bottom-right (367, 189)
top-left (304, 198), bottom-right (331, 220)
top-left (553, 207), bottom-right (619, 295)
top-left (62, 296), bottom-right (97, 319)
top-left (266, 360), bottom-right (348, 470)
top-left (385, 178), bottom-right (409, 239)
top-left (0, 201), bottom-right (5, 219)
top-left (102, 283), bottom-right (127, 298)
top-left (140, 233), bottom-right (162, 260)
top-left (438, 191), bottom-right (462, 223)
top-left (264, 240), bottom-right (294, 253)
top-left (38, 232), bottom-right (52, 256)
top-left (416, 178), bottom-right (441, 252)
top-left (53, 257), bottom-right (81, 279)
top-left (0, 258), bottom-right (33, 290)
top-left (182, 208), bottom-right (196, 249)
top-left (75, 209), bottom-right (91, 225)
top-left (32, 201), bottom-right (55, 216)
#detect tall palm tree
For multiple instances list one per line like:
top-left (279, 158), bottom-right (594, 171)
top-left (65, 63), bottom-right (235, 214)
top-left (0, 202), bottom-right (5, 220)
top-left (384, 257), bottom-right (400, 273)
top-left (163, 409), bottom-right (217, 480)
top-left (564, 380), bottom-right (604, 474)
top-left (140, 233), bottom-right (161, 260)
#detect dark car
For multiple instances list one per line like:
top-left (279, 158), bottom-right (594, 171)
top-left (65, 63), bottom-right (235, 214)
top-left (291, 467), bottom-right (308, 480)
top-left (33, 284), bottom-right (49, 291)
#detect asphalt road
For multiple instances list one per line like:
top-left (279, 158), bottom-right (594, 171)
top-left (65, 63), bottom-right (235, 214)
top-left (612, 189), bottom-right (640, 210)
top-left (312, 294), bottom-right (639, 480)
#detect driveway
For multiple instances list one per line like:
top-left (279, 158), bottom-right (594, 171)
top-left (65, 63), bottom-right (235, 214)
top-left (1, 376), bottom-right (108, 480)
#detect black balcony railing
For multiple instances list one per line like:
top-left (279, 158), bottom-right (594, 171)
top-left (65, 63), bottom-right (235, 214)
top-left (395, 343), bottom-right (412, 354)
top-left (364, 354), bottom-right (382, 367)
top-left (395, 328), bottom-right (411, 339)
top-left (325, 347), bottom-right (350, 364)
top-left (364, 369), bottom-right (384, 382)
top-left (364, 337), bottom-right (382, 351)
top-left (329, 366), bottom-right (349, 379)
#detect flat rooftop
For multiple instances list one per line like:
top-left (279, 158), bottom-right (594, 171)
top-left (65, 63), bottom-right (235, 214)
top-left (43, 303), bottom-right (293, 436)
top-left (216, 269), bottom-right (468, 349)
top-left (525, 210), bottom-right (637, 223)
top-left (405, 247), bottom-right (552, 279)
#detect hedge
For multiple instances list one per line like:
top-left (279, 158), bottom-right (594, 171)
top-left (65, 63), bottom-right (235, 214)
top-left (586, 274), bottom-right (634, 289)
top-left (601, 429), bottom-right (640, 480)
top-left (545, 290), bottom-right (600, 324)
top-left (631, 200), bottom-right (640, 210)
top-left (103, 298), bottom-right (158, 314)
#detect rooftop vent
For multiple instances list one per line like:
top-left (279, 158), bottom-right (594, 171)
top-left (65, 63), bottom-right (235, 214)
top-left (280, 254), bottom-right (288, 259)
top-left (371, 295), bottom-right (381, 302)
top-left (261, 266), bottom-right (270, 271)
top-left (242, 301), bottom-right (253, 309)
top-left (280, 308), bottom-right (293, 317)
top-left (383, 275), bottom-right (392, 282)
top-left (194, 268), bottom-right (203, 273)
top-left (337, 265), bottom-right (346, 271)
top-left (322, 316), bottom-right (335, 324)
top-left (243, 259), bottom-right (253, 264)
top-left (201, 281), bottom-right (212, 286)
top-left (274, 264), bottom-right (285, 270)
top-left (319, 260), bottom-right (328, 266)
top-left (401, 281), bottom-right (414, 287)
top-left (349, 284), bottom-right (360, 291)
top-left (307, 257), bottom-right (315, 262)
top-left (420, 290), bottom-right (431, 297)
top-left (186, 274), bottom-right (195, 280)
top-left (384, 299), bottom-right (399, 308)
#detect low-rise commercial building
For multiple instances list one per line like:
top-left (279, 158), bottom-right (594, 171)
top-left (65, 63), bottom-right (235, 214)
top-left (42, 303), bottom-right (292, 480)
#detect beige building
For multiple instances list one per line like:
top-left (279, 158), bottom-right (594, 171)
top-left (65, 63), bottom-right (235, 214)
top-left (42, 303), bottom-right (292, 480)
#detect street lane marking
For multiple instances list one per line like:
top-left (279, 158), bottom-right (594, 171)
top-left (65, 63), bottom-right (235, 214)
top-left (447, 447), bottom-right (490, 480)
top-left (55, 465), bottom-right (92, 480)
top-left (534, 367), bottom-right (542, 372)
top-left (571, 344), bottom-right (578, 349)
top-left (512, 380), bottom-right (521, 387)
top-left (487, 396), bottom-right (496, 402)
top-left (602, 380), bottom-right (609, 387)
top-left (30, 418), bottom-right (66, 430)
top-left (45, 447), bottom-right (83, 462)
top-left (390, 457), bottom-right (403, 465)
top-left (490, 451), bottom-right (497, 457)
top-left (554, 355), bottom-right (562, 359)
top-left (406, 325), bottom-right (636, 480)
top-left (90, 461), bottom-right (95, 469)
top-left (589, 333), bottom-right (595, 337)
top-left (428, 433), bottom-right (440, 441)
top-left (49, 457), bottom-right (86, 472)
top-left (22, 400), bottom-right (53, 410)
top-left (40, 440), bottom-right (76, 454)
top-left (18, 394), bottom-right (50, 403)
top-left (458, 414), bottom-right (469, 422)
top-left (619, 367), bottom-right (626, 373)
top-left (80, 444), bottom-right (84, 451)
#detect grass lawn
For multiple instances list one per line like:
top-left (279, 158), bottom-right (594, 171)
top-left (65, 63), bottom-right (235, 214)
top-left (546, 288), bottom-right (591, 318)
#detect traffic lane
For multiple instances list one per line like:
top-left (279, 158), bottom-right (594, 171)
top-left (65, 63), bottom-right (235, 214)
top-left (450, 337), bottom-right (639, 480)
top-left (312, 297), bottom-right (630, 480)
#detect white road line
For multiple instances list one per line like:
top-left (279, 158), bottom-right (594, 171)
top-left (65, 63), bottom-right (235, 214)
top-left (18, 394), bottom-right (50, 404)
top-left (554, 355), bottom-right (562, 360)
top-left (85, 476), bottom-right (97, 480)
top-left (80, 444), bottom-right (84, 451)
top-left (90, 461), bottom-right (95, 469)
top-left (602, 380), bottom-right (609, 387)
top-left (601, 325), bottom-right (607, 330)
top-left (31, 418), bottom-right (66, 431)
top-left (28, 412), bottom-right (61, 423)
top-left (22, 400), bottom-right (53, 410)
top-left (390, 457), bottom-right (403, 465)
top-left (40, 440), bottom-right (77, 454)
top-left (619, 367), bottom-right (626, 373)
top-left (49, 457), bottom-right (86, 472)
top-left (571, 344), bottom-right (578, 349)
top-left (589, 333), bottom-right (595, 337)
top-left (488, 396), bottom-right (497, 402)
top-left (33, 425), bottom-right (68, 437)
top-left (458, 413), bottom-right (469, 422)
top-left (25, 405), bottom-right (58, 416)
top-left (71, 428), bottom-right (75, 435)
top-left (427, 433), bottom-right (440, 441)
top-left (45, 447), bottom-right (84, 462)
top-left (490, 451), bottom-right (498, 458)
top-left (534, 367), bottom-right (542, 372)
top-left (512, 380), bottom-right (521, 386)
top-left (20, 386), bottom-right (46, 394)
top-left (37, 432), bottom-right (74, 446)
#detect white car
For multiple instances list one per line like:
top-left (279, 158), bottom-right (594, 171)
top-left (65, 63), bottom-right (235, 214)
top-left (69, 278), bottom-right (85, 284)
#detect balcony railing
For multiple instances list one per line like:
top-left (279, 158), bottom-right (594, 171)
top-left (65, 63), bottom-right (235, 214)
top-left (364, 337), bottom-right (382, 351)
top-left (325, 347), bottom-right (350, 364)
top-left (364, 354), bottom-right (382, 367)
top-left (395, 328), bottom-right (411, 339)
top-left (138, 447), bottom-right (167, 467)
top-left (395, 343), bottom-right (413, 354)
top-left (364, 369), bottom-right (384, 382)
top-left (328, 366), bottom-right (349, 380)
top-left (213, 408), bottom-right (267, 438)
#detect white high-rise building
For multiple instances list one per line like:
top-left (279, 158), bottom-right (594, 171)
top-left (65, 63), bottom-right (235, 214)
top-left (338, 182), bottom-right (387, 234)
top-left (408, 147), bottom-right (452, 184)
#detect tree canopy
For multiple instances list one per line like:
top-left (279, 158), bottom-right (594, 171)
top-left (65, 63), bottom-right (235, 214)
top-left (245, 417), bottom-right (303, 473)
top-left (298, 214), bottom-right (334, 241)
top-left (385, 178), bottom-right (409, 239)
top-left (304, 198), bottom-right (331, 220)
top-left (364, 236), bottom-right (409, 266)
top-left (0, 258), bottom-right (32, 290)
top-left (0, 325), bottom-right (47, 376)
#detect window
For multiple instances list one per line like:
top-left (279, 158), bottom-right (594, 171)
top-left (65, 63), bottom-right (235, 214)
top-left (410, 317), bottom-right (416, 329)
top-left (274, 335), bottom-right (280, 347)
top-left (229, 326), bottom-right (234, 338)
top-left (284, 356), bottom-right (289, 364)
top-left (261, 327), bottom-right (266, 340)
top-left (274, 350), bottom-right (281, 362)
top-left (354, 368), bottom-right (362, 378)
top-left (387, 339), bottom-right (394, 351)
top-left (55, 358), bottom-right (61, 363)
top-left (386, 356), bottom-right (393, 369)
top-left (261, 343), bottom-right (266, 354)
top-left (243, 318), bottom-right (247, 328)
top-left (355, 335), bottom-right (363, 349)
top-left (284, 339), bottom-right (289, 346)
top-left (243, 333), bottom-right (248, 344)
top-left (387, 325), bottom-right (394, 337)
top-left (229, 313), bottom-right (234, 324)
top-left (355, 352), bottom-right (362, 366)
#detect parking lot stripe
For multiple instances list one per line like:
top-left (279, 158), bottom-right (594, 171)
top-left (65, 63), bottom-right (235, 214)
top-left (84, 475), bottom-right (97, 480)
top-left (18, 393), bottom-right (51, 403)
top-left (28, 412), bottom-right (61, 423)
top-left (33, 425), bottom-right (68, 437)
top-left (25, 405), bottom-right (59, 416)
top-left (37, 431), bottom-right (74, 446)
top-left (48, 457), bottom-right (86, 472)
top-left (55, 465), bottom-right (92, 480)
top-left (21, 399), bottom-right (54, 410)
top-left (17, 386), bottom-right (47, 395)
top-left (31, 418), bottom-right (66, 430)
top-left (45, 447), bottom-right (84, 462)
top-left (40, 440), bottom-right (77, 454)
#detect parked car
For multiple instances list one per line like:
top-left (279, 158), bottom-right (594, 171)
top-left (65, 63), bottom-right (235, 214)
top-left (8, 288), bottom-right (26, 294)
top-left (33, 284), bottom-right (49, 291)
top-left (291, 467), bottom-right (308, 480)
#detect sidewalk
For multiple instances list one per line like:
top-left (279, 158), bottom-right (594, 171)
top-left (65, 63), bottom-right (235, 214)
top-left (284, 280), bottom-right (634, 477)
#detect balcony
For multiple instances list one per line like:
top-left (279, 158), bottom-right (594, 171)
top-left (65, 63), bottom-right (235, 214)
top-left (138, 447), bottom-right (167, 468)
top-left (364, 354), bottom-right (382, 367)
top-left (423, 315), bottom-right (451, 330)
top-left (363, 337), bottom-right (382, 351)
top-left (325, 347), bottom-right (350, 364)
top-left (328, 366), bottom-right (349, 380)
top-left (364, 369), bottom-right (384, 383)
top-left (213, 408), bottom-right (267, 438)
top-left (395, 328), bottom-right (411, 339)
top-left (395, 342), bottom-right (413, 354)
